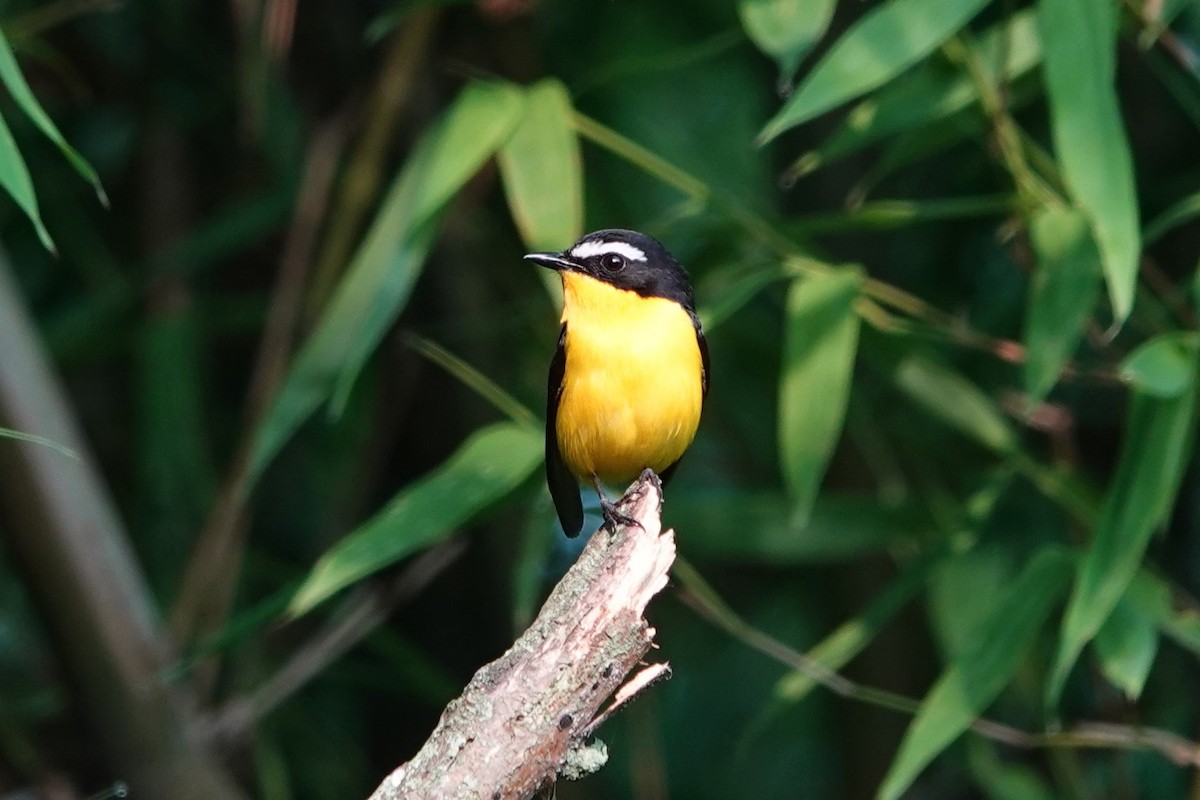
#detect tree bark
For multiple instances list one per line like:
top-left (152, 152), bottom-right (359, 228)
top-left (369, 471), bottom-right (676, 800)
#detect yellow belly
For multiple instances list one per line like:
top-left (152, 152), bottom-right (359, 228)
top-left (555, 272), bottom-right (704, 484)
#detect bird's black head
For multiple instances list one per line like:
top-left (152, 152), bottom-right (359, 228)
top-left (525, 229), bottom-right (696, 312)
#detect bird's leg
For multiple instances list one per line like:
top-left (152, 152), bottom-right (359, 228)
top-left (592, 475), bottom-right (642, 533)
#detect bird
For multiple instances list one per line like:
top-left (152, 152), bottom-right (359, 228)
top-left (525, 229), bottom-right (709, 537)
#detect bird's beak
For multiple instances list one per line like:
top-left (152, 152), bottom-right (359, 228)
top-left (524, 252), bottom-right (578, 271)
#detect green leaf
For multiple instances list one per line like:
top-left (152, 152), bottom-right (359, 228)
top-left (1047, 375), bottom-right (1199, 708)
top-left (289, 422), bottom-right (542, 615)
top-left (1144, 189), bottom-right (1200, 245)
top-left (878, 546), bottom-right (1074, 800)
top-left (1119, 332), bottom-right (1200, 398)
top-left (405, 335), bottom-right (538, 428)
top-left (1023, 206), bottom-right (1103, 404)
top-left (671, 490), bottom-right (919, 563)
top-left (892, 356), bottom-right (1018, 454)
top-left (497, 79), bottom-right (583, 252)
top-left (0, 29), bottom-right (106, 206)
top-left (1094, 588), bottom-right (1159, 700)
top-left (778, 269), bottom-right (862, 520)
top-left (1120, 570), bottom-right (1200, 660)
top-left (1039, 0), bottom-right (1140, 324)
top-left (929, 546), bottom-right (1018, 660)
top-left (775, 542), bottom-right (944, 701)
top-left (739, 0), bottom-right (837, 88)
top-left (248, 81), bottom-right (524, 485)
top-left (0, 107), bottom-right (53, 251)
top-left (789, 10), bottom-right (1041, 178)
top-left (758, 0), bottom-right (991, 142)
top-left (967, 740), bottom-right (1057, 800)
top-left (697, 263), bottom-right (786, 332)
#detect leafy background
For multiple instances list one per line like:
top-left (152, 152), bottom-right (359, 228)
top-left (0, 0), bottom-right (1198, 798)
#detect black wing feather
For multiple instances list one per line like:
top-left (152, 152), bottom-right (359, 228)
top-left (546, 323), bottom-right (583, 536)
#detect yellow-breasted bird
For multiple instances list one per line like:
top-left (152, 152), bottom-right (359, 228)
top-left (525, 229), bottom-right (709, 537)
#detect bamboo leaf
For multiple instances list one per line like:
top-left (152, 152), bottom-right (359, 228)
top-left (775, 543), bottom-right (944, 701)
top-left (0, 28), bottom-right (106, 206)
top-left (739, 0), bottom-right (837, 89)
top-left (758, 0), bottom-right (991, 142)
top-left (1144, 189), bottom-right (1200, 245)
top-left (892, 356), bottom-right (1018, 455)
top-left (0, 107), bottom-right (53, 251)
top-left (967, 740), bottom-right (1057, 800)
top-left (1039, 0), bottom-right (1140, 324)
top-left (248, 81), bottom-right (524, 485)
top-left (791, 10), bottom-right (1040, 178)
top-left (1119, 332), bottom-right (1200, 398)
top-left (1047, 360), bottom-right (1199, 708)
top-left (1094, 589), bottom-right (1160, 700)
top-left (289, 422), bottom-right (542, 616)
top-left (1023, 206), bottom-right (1103, 404)
top-left (778, 268), bottom-right (862, 521)
top-left (670, 490), bottom-right (919, 563)
top-left (879, 546), bottom-right (1074, 800)
top-left (497, 79), bottom-right (583, 253)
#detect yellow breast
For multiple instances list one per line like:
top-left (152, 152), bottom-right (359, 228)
top-left (555, 272), bottom-right (704, 484)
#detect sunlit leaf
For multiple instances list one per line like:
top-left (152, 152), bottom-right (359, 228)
top-left (758, 0), bottom-right (991, 142)
top-left (1039, 0), bottom-right (1140, 324)
top-left (879, 546), bottom-right (1074, 800)
top-left (498, 79), bottom-right (583, 253)
top-left (789, 10), bottom-right (1040, 178)
top-left (0, 108), bottom-right (52, 251)
top-left (1047, 374), bottom-right (1199, 708)
top-left (739, 0), bottom-right (836, 89)
top-left (1094, 587), bottom-right (1160, 700)
top-left (1119, 332), bottom-right (1200, 398)
top-left (778, 268), bottom-right (862, 521)
top-left (1023, 206), bottom-right (1103, 404)
top-left (892, 356), bottom-right (1018, 454)
top-left (248, 81), bottom-right (524, 484)
top-left (289, 422), bottom-right (542, 615)
top-left (0, 29), bottom-right (105, 205)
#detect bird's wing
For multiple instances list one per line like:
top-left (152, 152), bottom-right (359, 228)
top-left (546, 323), bottom-right (583, 537)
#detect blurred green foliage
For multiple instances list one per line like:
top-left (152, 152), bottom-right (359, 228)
top-left (1, 0), bottom-right (1199, 798)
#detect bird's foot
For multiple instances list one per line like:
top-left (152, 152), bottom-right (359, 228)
top-left (599, 496), bottom-right (643, 533)
top-left (593, 474), bottom-right (645, 533)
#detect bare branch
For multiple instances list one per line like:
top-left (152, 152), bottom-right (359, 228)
top-left (370, 471), bottom-right (676, 800)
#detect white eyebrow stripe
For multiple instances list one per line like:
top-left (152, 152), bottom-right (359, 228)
top-left (569, 240), bottom-right (647, 262)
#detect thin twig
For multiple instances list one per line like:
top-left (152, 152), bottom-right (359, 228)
top-left (305, 10), bottom-right (437, 317)
top-left (200, 538), bottom-right (467, 746)
top-left (677, 570), bottom-right (1200, 769)
top-left (170, 117), bottom-right (348, 654)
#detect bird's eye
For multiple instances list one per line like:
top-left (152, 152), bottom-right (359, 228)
top-left (600, 253), bottom-right (626, 272)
